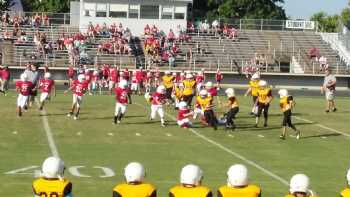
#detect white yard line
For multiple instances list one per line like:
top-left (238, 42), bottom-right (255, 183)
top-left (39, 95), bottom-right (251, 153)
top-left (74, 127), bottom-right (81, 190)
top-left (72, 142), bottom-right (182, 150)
top-left (35, 100), bottom-right (60, 157)
top-left (135, 102), bottom-right (289, 186)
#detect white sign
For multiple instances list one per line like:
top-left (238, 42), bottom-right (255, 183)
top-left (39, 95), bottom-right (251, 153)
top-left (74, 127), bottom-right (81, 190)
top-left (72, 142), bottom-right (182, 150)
top-left (286, 20), bottom-right (315, 30)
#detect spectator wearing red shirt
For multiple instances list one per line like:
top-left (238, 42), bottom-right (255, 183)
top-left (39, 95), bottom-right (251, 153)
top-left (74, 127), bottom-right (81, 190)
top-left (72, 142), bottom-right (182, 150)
top-left (0, 65), bottom-right (8, 94)
top-left (215, 68), bottom-right (223, 89)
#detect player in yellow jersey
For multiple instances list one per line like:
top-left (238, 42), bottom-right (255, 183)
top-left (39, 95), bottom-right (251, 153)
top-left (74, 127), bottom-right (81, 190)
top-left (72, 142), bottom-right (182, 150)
top-left (182, 74), bottom-right (196, 106)
top-left (32, 157), bottom-right (73, 197)
top-left (162, 71), bottom-right (175, 103)
top-left (255, 80), bottom-right (273, 127)
top-left (113, 162), bottom-right (156, 197)
top-left (224, 88), bottom-right (239, 131)
top-left (196, 89), bottom-right (218, 130)
top-left (173, 83), bottom-right (184, 110)
top-left (340, 169), bottom-right (350, 197)
top-left (169, 164), bottom-right (212, 197)
top-left (278, 89), bottom-right (300, 140)
top-left (244, 73), bottom-right (260, 115)
top-left (218, 164), bottom-right (261, 197)
top-left (284, 174), bottom-right (316, 197)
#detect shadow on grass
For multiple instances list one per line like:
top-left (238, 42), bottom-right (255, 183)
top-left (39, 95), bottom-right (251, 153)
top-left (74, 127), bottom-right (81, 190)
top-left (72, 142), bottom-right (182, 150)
top-left (302, 133), bottom-right (341, 139)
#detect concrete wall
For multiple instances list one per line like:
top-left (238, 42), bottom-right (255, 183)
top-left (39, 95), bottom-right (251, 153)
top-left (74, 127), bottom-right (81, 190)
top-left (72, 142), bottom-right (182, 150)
top-left (70, 1), bottom-right (81, 27)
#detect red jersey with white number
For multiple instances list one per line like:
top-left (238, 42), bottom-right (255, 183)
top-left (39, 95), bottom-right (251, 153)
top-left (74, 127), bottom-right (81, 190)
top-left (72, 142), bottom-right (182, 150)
top-left (85, 73), bottom-right (92, 83)
top-left (196, 75), bottom-right (204, 83)
top-left (39, 79), bottom-right (55, 93)
top-left (207, 87), bottom-right (217, 97)
top-left (151, 92), bottom-right (166, 105)
top-left (16, 81), bottom-right (33, 96)
top-left (72, 80), bottom-right (88, 96)
top-left (110, 68), bottom-right (118, 82)
top-left (115, 87), bottom-right (129, 104)
top-left (215, 72), bottom-right (223, 81)
top-left (177, 109), bottom-right (190, 120)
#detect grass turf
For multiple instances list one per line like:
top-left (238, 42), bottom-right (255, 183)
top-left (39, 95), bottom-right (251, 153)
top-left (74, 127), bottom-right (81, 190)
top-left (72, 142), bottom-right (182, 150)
top-left (0, 91), bottom-right (350, 197)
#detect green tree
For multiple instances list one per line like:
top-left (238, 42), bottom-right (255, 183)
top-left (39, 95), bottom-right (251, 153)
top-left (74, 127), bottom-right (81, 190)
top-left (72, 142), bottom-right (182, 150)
top-left (340, 8), bottom-right (350, 28)
top-left (311, 12), bottom-right (339, 32)
top-left (22, 0), bottom-right (71, 13)
top-left (0, 0), bottom-right (15, 11)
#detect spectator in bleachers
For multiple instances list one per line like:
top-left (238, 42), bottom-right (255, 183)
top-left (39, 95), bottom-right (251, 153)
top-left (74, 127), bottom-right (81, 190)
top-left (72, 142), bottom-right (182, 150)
top-left (200, 20), bottom-right (210, 33)
top-left (318, 55), bottom-right (328, 71)
top-left (187, 21), bottom-right (195, 33)
top-left (167, 29), bottom-right (175, 43)
top-left (308, 47), bottom-right (320, 59)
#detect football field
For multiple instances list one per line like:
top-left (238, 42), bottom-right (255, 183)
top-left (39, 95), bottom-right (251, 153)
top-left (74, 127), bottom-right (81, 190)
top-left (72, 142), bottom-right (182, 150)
top-left (0, 91), bottom-right (350, 197)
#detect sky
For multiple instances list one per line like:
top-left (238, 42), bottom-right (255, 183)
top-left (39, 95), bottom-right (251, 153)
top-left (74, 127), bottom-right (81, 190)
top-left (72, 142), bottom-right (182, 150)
top-left (283, 0), bottom-right (349, 19)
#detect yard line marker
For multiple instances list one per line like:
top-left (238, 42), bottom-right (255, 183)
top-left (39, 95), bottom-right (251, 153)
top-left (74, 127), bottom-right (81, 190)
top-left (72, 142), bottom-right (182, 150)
top-left (239, 103), bottom-right (350, 138)
top-left (5, 166), bottom-right (38, 175)
top-left (135, 132), bottom-right (141, 136)
top-left (293, 116), bottom-right (350, 138)
top-left (166, 133), bottom-right (172, 137)
top-left (36, 100), bottom-right (59, 157)
top-left (258, 134), bottom-right (265, 138)
top-left (135, 103), bottom-right (289, 186)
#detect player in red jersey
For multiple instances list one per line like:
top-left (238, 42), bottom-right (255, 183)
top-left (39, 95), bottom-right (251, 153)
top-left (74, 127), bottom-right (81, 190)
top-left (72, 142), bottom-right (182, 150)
top-left (16, 73), bottom-right (34, 117)
top-left (113, 80), bottom-right (130, 124)
top-left (64, 74), bottom-right (88, 120)
top-left (123, 68), bottom-right (130, 81)
top-left (136, 68), bottom-right (145, 94)
top-left (38, 72), bottom-right (55, 111)
top-left (215, 68), bottom-right (223, 90)
top-left (205, 82), bottom-right (218, 97)
top-left (149, 85), bottom-right (167, 127)
top-left (177, 101), bottom-right (193, 128)
top-left (109, 66), bottom-right (118, 94)
top-left (130, 70), bottom-right (139, 94)
top-left (195, 71), bottom-right (205, 92)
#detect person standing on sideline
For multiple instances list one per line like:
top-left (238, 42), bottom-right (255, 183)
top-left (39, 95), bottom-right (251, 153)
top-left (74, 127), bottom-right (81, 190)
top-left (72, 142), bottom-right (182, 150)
top-left (321, 69), bottom-right (337, 113)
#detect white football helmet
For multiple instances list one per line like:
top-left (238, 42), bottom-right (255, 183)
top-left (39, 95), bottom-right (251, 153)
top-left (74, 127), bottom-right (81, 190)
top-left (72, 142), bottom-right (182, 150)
top-left (178, 101), bottom-right (187, 110)
top-left (180, 164), bottom-right (203, 186)
top-left (180, 72), bottom-right (185, 76)
top-left (205, 82), bottom-right (213, 88)
top-left (124, 162), bottom-right (145, 183)
top-left (44, 72), bottom-right (51, 79)
top-left (172, 72), bottom-right (177, 76)
top-left (278, 89), bottom-right (288, 98)
top-left (186, 74), bottom-right (193, 79)
top-left (227, 164), bottom-right (248, 187)
top-left (251, 73), bottom-right (260, 80)
top-left (289, 174), bottom-right (310, 194)
top-left (199, 89), bottom-right (208, 97)
top-left (258, 80), bottom-right (267, 87)
top-left (20, 73), bottom-right (28, 82)
top-left (157, 85), bottom-right (166, 94)
top-left (225, 88), bottom-right (235, 98)
top-left (119, 80), bottom-right (128, 88)
top-left (78, 74), bottom-right (85, 82)
top-left (347, 169), bottom-right (350, 185)
top-left (165, 70), bottom-right (171, 75)
top-left (42, 157), bottom-right (65, 179)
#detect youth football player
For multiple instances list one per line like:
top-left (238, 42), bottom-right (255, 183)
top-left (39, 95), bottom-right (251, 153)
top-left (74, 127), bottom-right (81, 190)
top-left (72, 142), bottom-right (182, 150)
top-left (196, 89), bottom-right (217, 130)
top-left (255, 80), bottom-right (273, 127)
top-left (278, 89), bottom-right (300, 140)
top-left (38, 72), bottom-right (56, 111)
top-left (150, 85), bottom-right (167, 127)
top-left (218, 164), bottom-right (261, 197)
top-left (244, 73), bottom-right (260, 115)
top-left (162, 71), bottom-right (175, 103)
top-left (64, 74), bottom-right (88, 120)
top-left (177, 101), bottom-right (193, 128)
top-left (16, 73), bottom-right (34, 117)
top-left (32, 157), bottom-right (73, 197)
top-left (284, 174), bottom-right (316, 197)
top-left (224, 88), bottom-right (239, 130)
top-left (169, 164), bottom-right (212, 197)
top-left (114, 80), bottom-right (130, 124)
top-left (113, 162), bottom-right (156, 197)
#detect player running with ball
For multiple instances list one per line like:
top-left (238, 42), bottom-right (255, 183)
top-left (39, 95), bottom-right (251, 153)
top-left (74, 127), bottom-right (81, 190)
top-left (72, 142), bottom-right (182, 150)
top-left (65, 74), bottom-right (88, 120)
top-left (38, 72), bottom-right (56, 111)
top-left (149, 85), bottom-right (167, 127)
top-left (113, 80), bottom-right (130, 124)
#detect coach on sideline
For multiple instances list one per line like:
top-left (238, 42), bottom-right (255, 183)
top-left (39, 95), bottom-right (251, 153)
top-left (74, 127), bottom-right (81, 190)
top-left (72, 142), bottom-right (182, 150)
top-left (321, 69), bottom-right (337, 113)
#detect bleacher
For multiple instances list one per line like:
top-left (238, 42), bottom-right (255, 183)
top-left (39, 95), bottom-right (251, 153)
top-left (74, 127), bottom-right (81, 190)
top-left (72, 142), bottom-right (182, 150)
top-left (1, 17), bottom-right (349, 74)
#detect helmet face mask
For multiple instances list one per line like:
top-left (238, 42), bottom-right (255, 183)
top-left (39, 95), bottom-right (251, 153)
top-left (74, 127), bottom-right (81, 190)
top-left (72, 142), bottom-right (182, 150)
top-left (199, 90), bottom-right (208, 98)
top-left (44, 72), bottom-right (51, 79)
top-left (178, 101), bottom-right (187, 110)
top-left (278, 89), bottom-right (288, 98)
top-left (78, 74), bottom-right (85, 82)
top-left (258, 80), bottom-right (267, 88)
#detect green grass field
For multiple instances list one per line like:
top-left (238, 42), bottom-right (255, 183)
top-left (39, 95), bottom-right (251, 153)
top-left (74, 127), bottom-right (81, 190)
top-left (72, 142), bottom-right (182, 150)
top-left (0, 91), bottom-right (350, 197)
